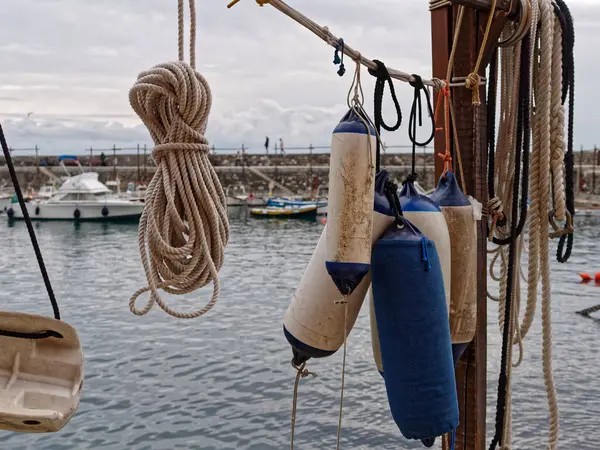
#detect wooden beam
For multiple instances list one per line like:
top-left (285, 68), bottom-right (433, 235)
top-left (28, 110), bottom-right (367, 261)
top-left (450, 0), bottom-right (512, 12)
top-left (431, 4), bottom-right (507, 450)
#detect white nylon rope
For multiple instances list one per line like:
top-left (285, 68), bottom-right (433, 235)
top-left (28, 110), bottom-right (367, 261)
top-left (128, 0), bottom-right (229, 319)
top-left (488, 0), bottom-right (560, 448)
top-left (550, 15), bottom-right (567, 222)
top-left (534, 2), bottom-right (560, 446)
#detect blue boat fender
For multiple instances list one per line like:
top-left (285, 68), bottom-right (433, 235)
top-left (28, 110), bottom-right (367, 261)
top-left (371, 216), bottom-right (459, 441)
top-left (369, 180), bottom-right (451, 374)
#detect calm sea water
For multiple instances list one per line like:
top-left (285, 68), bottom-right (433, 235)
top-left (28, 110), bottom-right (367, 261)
top-left (0, 212), bottom-right (599, 450)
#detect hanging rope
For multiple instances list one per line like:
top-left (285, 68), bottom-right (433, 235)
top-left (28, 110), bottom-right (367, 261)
top-left (128, 0), bottom-right (229, 319)
top-left (437, 6), bottom-right (467, 192)
top-left (407, 74), bottom-right (435, 181)
top-left (368, 60), bottom-right (402, 173)
top-left (465, 0), bottom-right (498, 105)
top-left (488, 72), bottom-right (524, 450)
top-left (0, 122), bottom-right (63, 339)
top-left (488, 1), bottom-right (563, 448)
top-left (289, 361), bottom-right (316, 450)
top-left (527, 2), bottom-right (560, 446)
top-left (555, 0), bottom-right (575, 263)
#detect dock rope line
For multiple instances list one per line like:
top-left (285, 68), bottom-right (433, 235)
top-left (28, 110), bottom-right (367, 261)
top-left (129, 0), bottom-right (229, 319)
top-left (227, 0), bottom-right (445, 89)
top-left (0, 123), bottom-right (63, 339)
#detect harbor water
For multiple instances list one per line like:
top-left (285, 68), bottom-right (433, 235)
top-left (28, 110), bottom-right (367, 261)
top-left (0, 213), bottom-right (599, 449)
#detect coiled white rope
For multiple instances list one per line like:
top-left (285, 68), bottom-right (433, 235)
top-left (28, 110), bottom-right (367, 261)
top-left (128, 0), bottom-right (229, 319)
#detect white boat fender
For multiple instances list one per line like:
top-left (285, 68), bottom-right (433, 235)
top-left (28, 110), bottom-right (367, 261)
top-left (430, 171), bottom-right (480, 364)
top-left (283, 169), bottom-right (394, 365)
top-left (325, 108), bottom-right (376, 296)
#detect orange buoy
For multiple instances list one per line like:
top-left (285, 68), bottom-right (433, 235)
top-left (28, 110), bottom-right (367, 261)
top-left (321, 217), bottom-right (327, 225)
top-left (579, 273), bottom-right (592, 282)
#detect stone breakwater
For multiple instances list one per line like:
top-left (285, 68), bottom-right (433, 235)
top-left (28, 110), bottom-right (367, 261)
top-left (0, 153), bottom-right (438, 195)
top-left (1, 150), bottom-right (598, 196)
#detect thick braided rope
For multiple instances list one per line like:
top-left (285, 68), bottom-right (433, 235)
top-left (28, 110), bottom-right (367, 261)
top-left (128, 0), bottom-right (229, 319)
top-left (519, 0), bottom-right (540, 342)
top-left (534, 1), bottom-right (560, 447)
top-left (550, 15), bottom-right (566, 222)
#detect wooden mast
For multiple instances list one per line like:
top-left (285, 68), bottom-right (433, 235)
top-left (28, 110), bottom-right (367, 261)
top-left (430, 1), bottom-right (510, 449)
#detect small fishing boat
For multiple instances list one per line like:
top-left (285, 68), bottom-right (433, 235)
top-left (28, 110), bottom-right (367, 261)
top-left (266, 197), bottom-right (327, 215)
top-left (250, 204), bottom-right (318, 219)
top-left (7, 156), bottom-right (144, 222)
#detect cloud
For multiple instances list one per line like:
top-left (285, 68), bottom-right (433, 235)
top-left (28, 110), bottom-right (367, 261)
top-left (0, 0), bottom-right (598, 154)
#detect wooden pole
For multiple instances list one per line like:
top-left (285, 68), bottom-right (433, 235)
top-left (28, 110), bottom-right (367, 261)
top-left (431, 2), bottom-right (508, 449)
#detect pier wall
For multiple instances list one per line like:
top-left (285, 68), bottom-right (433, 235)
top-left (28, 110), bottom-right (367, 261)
top-left (2, 151), bottom-right (600, 196)
top-left (0, 153), bottom-right (437, 195)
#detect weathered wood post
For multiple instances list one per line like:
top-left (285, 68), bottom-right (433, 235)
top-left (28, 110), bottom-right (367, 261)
top-left (430, 1), bottom-right (511, 448)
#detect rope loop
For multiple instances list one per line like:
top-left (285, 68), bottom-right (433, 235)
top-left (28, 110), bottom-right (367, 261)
top-left (549, 210), bottom-right (573, 239)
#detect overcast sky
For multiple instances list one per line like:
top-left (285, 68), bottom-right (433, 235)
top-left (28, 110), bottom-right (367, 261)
top-left (0, 0), bottom-right (598, 154)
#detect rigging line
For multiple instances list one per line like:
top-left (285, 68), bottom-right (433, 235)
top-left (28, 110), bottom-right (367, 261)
top-left (226, 0), bottom-right (445, 89)
top-left (0, 123), bottom-right (61, 321)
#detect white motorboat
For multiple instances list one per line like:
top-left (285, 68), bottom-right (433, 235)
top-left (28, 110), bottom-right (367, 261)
top-left (0, 192), bottom-right (11, 213)
top-left (7, 156), bottom-right (144, 221)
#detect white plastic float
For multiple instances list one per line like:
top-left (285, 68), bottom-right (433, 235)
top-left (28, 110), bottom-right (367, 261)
top-left (0, 313), bottom-right (83, 433)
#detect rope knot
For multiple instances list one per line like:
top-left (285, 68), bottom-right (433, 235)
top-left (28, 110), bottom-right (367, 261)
top-left (465, 72), bottom-right (482, 105)
top-left (368, 59), bottom-right (390, 80)
top-left (437, 151), bottom-right (453, 174)
top-left (130, 61), bottom-right (212, 163)
top-left (409, 73), bottom-right (425, 90)
top-left (486, 196), bottom-right (507, 240)
top-left (405, 172), bottom-right (419, 183)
